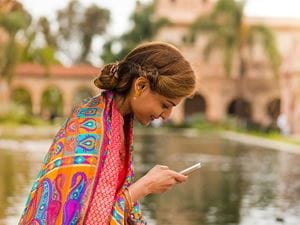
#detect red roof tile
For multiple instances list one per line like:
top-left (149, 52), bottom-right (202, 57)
top-left (16, 63), bottom-right (101, 78)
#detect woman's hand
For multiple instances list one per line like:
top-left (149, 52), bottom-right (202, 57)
top-left (128, 165), bottom-right (188, 202)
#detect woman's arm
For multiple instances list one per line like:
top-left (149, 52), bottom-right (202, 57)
top-left (109, 165), bottom-right (187, 224)
top-left (128, 165), bottom-right (188, 202)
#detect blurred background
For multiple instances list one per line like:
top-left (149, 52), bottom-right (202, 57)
top-left (0, 0), bottom-right (300, 224)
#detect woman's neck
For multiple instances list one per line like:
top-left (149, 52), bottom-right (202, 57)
top-left (114, 94), bottom-right (132, 116)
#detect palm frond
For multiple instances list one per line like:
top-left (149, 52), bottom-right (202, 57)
top-left (223, 42), bottom-right (236, 76)
top-left (248, 25), bottom-right (281, 76)
top-left (202, 34), bottom-right (224, 61)
top-left (0, 11), bottom-right (30, 35)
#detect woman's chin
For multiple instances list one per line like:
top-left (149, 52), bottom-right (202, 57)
top-left (137, 118), bottom-right (151, 127)
top-left (142, 122), bottom-right (151, 127)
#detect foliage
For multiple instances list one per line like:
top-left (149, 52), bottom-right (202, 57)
top-left (101, 2), bottom-right (169, 63)
top-left (56, 0), bottom-right (110, 64)
top-left (188, 0), bottom-right (281, 77)
top-left (11, 88), bottom-right (32, 114)
top-left (0, 3), bottom-right (59, 84)
top-left (18, 16), bottom-right (61, 67)
top-left (41, 87), bottom-right (64, 117)
top-left (0, 10), bottom-right (31, 83)
top-left (0, 104), bottom-right (45, 125)
top-left (0, 0), bottom-right (111, 94)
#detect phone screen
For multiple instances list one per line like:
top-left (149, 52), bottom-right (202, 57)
top-left (179, 162), bottom-right (201, 176)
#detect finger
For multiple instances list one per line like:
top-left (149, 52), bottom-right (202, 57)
top-left (169, 170), bottom-right (188, 182)
top-left (159, 165), bottom-right (169, 170)
top-left (168, 178), bottom-right (177, 186)
top-left (175, 177), bottom-right (187, 183)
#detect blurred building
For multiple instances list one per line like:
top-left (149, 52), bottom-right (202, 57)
top-left (12, 64), bottom-right (99, 117)
top-left (154, 0), bottom-right (300, 134)
top-left (0, 1), bottom-right (100, 119)
top-left (280, 40), bottom-right (300, 135)
top-left (1, 0), bottom-right (300, 134)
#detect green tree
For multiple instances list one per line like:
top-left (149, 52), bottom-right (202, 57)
top-left (79, 5), bottom-right (110, 63)
top-left (56, 0), bottom-right (110, 64)
top-left (19, 17), bottom-right (60, 68)
top-left (101, 2), bottom-right (169, 63)
top-left (0, 8), bottom-right (31, 114)
top-left (41, 87), bottom-right (63, 120)
top-left (11, 87), bottom-right (32, 114)
top-left (37, 16), bottom-right (57, 48)
top-left (0, 11), bottom-right (30, 83)
top-left (0, 2), bottom-right (61, 115)
top-left (189, 0), bottom-right (280, 77)
top-left (188, 0), bottom-right (281, 123)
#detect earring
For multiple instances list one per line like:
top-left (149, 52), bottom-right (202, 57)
top-left (133, 92), bottom-right (140, 100)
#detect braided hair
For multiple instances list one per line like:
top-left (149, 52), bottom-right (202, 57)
top-left (94, 42), bottom-right (196, 98)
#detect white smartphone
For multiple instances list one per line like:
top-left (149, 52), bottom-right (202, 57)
top-left (179, 162), bottom-right (201, 176)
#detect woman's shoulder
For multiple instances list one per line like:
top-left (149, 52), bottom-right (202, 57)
top-left (71, 91), bottom-right (107, 118)
top-left (85, 92), bottom-right (106, 108)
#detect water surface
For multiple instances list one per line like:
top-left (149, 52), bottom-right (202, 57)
top-left (1, 131), bottom-right (300, 225)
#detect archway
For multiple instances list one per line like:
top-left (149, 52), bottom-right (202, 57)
top-left (184, 94), bottom-right (206, 119)
top-left (267, 98), bottom-right (281, 122)
top-left (11, 87), bottom-right (32, 114)
top-left (41, 86), bottom-right (63, 120)
top-left (227, 98), bottom-right (252, 120)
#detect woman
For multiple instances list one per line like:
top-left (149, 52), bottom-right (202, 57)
top-left (19, 42), bottom-right (196, 225)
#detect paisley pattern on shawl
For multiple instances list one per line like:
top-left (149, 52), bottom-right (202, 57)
top-left (19, 91), bottom-right (147, 225)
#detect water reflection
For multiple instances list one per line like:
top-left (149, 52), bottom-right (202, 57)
top-left (0, 132), bottom-right (300, 225)
top-left (134, 132), bottom-right (300, 225)
top-left (0, 150), bottom-right (38, 225)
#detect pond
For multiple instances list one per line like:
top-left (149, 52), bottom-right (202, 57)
top-left (0, 131), bottom-right (300, 225)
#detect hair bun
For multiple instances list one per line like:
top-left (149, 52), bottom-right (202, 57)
top-left (94, 63), bottom-right (119, 90)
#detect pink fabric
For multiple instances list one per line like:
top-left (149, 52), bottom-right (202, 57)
top-left (84, 99), bottom-right (127, 224)
top-left (117, 115), bottom-right (128, 192)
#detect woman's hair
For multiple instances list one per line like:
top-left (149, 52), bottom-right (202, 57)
top-left (94, 42), bottom-right (196, 98)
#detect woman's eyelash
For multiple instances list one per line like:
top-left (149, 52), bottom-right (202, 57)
top-left (162, 104), bottom-right (169, 109)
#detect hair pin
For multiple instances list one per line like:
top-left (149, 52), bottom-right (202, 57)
top-left (110, 62), bottom-right (119, 79)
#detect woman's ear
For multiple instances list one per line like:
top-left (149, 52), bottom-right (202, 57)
top-left (134, 77), bottom-right (149, 94)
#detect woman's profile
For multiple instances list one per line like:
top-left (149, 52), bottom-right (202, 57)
top-left (19, 41), bottom-right (196, 225)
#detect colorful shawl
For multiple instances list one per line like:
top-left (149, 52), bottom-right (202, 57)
top-left (19, 91), bottom-right (147, 225)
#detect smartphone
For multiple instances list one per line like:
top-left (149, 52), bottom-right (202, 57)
top-left (179, 162), bottom-right (201, 176)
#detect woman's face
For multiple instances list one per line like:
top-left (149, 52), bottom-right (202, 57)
top-left (130, 78), bottom-right (182, 126)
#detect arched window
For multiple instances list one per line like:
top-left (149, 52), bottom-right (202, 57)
top-left (41, 86), bottom-right (63, 120)
top-left (184, 94), bottom-right (206, 117)
top-left (227, 98), bottom-right (252, 119)
top-left (11, 87), bottom-right (32, 114)
top-left (267, 98), bottom-right (280, 121)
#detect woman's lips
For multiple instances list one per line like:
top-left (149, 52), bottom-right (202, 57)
top-left (150, 116), bottom-right (157, 121)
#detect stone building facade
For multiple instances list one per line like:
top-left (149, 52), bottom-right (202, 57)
top-left (154, 0), bottom-right (300, 134)
top-left (10, 64), bottom-right (100, 116)
top-left (1, 0), bottom-right (300, 134)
